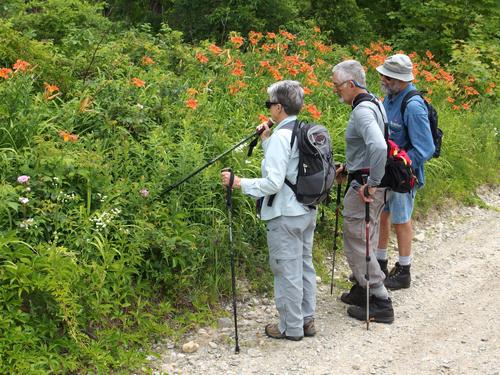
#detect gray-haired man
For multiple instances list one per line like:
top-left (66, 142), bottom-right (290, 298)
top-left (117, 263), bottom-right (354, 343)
top-left (221, 80), bottom-right (317, 340)
top-left (332, 60), bottom-right (394, 323)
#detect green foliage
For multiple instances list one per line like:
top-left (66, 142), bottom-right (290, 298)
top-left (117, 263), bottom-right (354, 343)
top-left (387, 0), bottom-right (498, 61)
top-left (306, 0), bottom-right (374, 45)
top-left (0, 0), bottom-right (498, 372)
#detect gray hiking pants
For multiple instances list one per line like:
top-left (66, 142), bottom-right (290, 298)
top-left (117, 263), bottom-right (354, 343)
top-left (343, 185), bottom-right (388, 288)
top-left (266, 210), bottom-right (317, 337)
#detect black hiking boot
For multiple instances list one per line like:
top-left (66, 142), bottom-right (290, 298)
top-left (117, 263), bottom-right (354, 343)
top-left (347, 296), bottom-right (394, 324)
top-left (384, 262), bottom-right (411, 290)
top-left (378, 259), bottom-right (389, 278)
top-left (340, 284), bottom-right (366, 307)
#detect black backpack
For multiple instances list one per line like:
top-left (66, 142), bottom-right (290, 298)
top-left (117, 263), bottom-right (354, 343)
top-left (401, 90), bottom-right (443, 158)
top-left (269, 120), bottom-right (336, 206)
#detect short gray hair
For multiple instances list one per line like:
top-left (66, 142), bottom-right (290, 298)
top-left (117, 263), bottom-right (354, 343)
top-left (331, 60), bottom-right (366, 87)
top-left (267, 80), bottom-right (304, 115)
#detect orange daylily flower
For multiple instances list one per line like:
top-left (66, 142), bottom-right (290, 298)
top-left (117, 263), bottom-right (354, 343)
top-left (303, 87), bottom-right (312, 95)
top-left (305, 104), bottom-right (321, 120)
top-left (260, 60), bottom-right (270, 68)
top-left (437, 69), bottom-right (454, 83)
top-left (447, 97), bottom-right (455, 103)
top-left (452, 105), bottom-right (460, 111)
top-left (141, 56), bottom-right (155, 66)
top-left (58, 131), bottom-right (79, 143)
top-left (269, 67), bottom-right (282, 81)
top-left (288, 67), bottom-right (299, 76)
top-left (131, 78), bottom-right (145, 87)
top-left (231, 67), bottom-right (245, 77)
top-left (258, 114), bottom-right (269, 123)
top-left (43, 82), bottom-right (59, 95)
top-left (313, 26), bottom-right (321, 33)
top-left (280, 30), bottom-right (296, 40)
top-left (313, 41), bottom-right (332, 53)
top-left (230, 36), bottom-right (244, 48)
top-left (297, 40), bottom-right (306, 47)
top-left (315, 58), bottom-right (326, 66)
top-left (13, 59), bottom-right (31, 72)
top-left (351, 45), bottom-right (360, 51)
top-left (185, 99), bottom-right (198, 110)
top-left (425, 50), bottom-right (434, 60)
top-left (462, 103), bottom-right (470, 110)
top-left (196, 53), bottom-right (209, 64)
top-left (261, 44), bottom-right (272, 53)
top-left (209, 44), bottom-right (223, 55)
top-left (248, 31), bottom-right (263, 45)
top-left (464, 85), bottom-right (479, 96)
top-left (187, 88), bottom-right (198, 97)
top-left (266, 32), bottom-right (276, 39)
top-left (0, 68), bottom-right (13, 79)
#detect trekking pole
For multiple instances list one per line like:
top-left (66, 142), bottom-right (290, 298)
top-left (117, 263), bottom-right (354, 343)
top-left (162, 121), bottom-right (273, 196)
top-left (222, 167), bottom-right (240, 354)
top-left (364, 186), bottom-right (371, 331)
top-left (330, 182), bottom-right (342, 295)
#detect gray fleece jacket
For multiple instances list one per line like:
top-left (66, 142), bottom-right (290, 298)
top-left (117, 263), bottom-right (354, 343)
top-left (345, 96), bottom-right (387, 187)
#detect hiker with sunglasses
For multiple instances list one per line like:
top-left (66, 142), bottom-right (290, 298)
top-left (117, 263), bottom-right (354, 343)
top-left (375, 54), bottom-right (435, 290)
top-left (332, 60), bottom-right (394, 323)
top-left (221, 80), bottom-right (318, 341)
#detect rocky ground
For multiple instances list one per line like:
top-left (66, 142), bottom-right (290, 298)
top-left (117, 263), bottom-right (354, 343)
top-left (145, 186), bottom-right (500, 375)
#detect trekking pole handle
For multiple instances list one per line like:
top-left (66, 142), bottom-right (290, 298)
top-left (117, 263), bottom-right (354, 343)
top-left (222, 167), bottom-right (234, 208)
top-left (364, 186), bottom-right (370, 223)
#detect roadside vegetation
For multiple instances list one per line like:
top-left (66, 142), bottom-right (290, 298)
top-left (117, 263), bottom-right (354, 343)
top-left (0, 1), bottom-right (497, 372)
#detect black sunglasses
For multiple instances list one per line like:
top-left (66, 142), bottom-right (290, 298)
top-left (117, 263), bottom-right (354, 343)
top-left (265, 100), bottom-right (279, 109)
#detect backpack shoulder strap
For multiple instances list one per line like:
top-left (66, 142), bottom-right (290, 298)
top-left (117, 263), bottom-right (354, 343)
top-left (266, 119), bottom-right (300, 207)
top-left (353, 93), bottom-right (388, 141)
top-left (400, 90), bottom-right (422, 119)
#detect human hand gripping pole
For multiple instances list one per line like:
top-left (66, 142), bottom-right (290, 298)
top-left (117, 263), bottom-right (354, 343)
top-left (161, 120), bottom-right (274, 196)
top-left (221, 167), bottom-right (240, 354)
top-left (364, 185), bottom-right (371, 331)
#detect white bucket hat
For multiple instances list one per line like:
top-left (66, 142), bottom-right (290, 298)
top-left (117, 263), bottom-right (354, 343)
top-left (376, 54), bottom-right (414, 82)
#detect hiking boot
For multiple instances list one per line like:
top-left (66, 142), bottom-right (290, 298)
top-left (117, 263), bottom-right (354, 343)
top-left (340, 283), bottom-right (366, 307)
top-left (384, 262), bottom-right (411, 290)
top-left (378, 259), bottom-right (389, 278)
top-left (303, 319), bottom-right (316, 337)
top-left (347, 296), bottom-right (394, 324)
top-left (264, 323), bottom-right (303, 341)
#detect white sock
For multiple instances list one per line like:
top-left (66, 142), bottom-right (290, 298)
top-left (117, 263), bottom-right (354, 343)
top-left (370, 285), bottom-right (389, 300)
top-left (399, 255), bottom-right (411, 266)
top-left (376, 248), bottom-right (388, 260)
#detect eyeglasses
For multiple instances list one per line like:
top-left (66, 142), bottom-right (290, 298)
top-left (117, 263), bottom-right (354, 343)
top-left (332, 80), bottom-right (350, 90)
top-left (265, 100), bottom-right (279, 109)
top-left (380, 74), bottom-right (393, 81)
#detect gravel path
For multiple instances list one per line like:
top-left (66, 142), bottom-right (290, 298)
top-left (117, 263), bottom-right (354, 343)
top-left (147, 186), bottom-right (500, 375)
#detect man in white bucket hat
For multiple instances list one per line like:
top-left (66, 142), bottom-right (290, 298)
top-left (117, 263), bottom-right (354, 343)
top-left (375, 54), bottom-right (435, 290)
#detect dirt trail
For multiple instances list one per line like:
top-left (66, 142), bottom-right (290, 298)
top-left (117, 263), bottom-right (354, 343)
top-left (148, 186), bottom-right (500, 375)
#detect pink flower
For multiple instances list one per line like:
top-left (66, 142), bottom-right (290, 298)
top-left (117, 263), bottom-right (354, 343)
top-left (140, 188), bottom-right (149, 198)
top-left (17, 175), bottom-right (30, 184)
